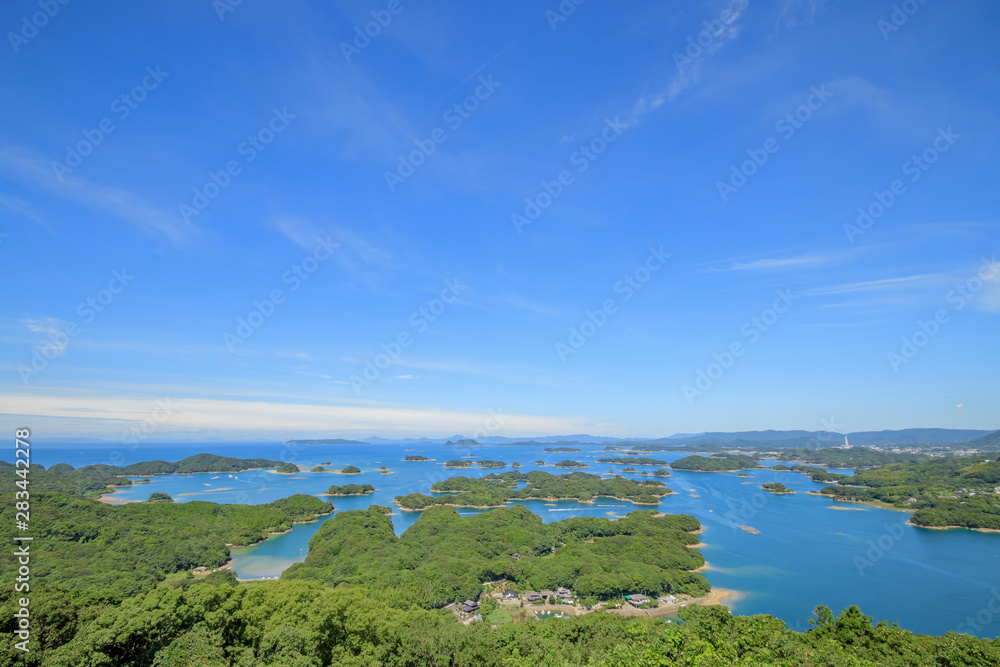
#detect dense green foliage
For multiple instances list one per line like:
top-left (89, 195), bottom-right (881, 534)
top-left (553, 460), bottom-right (587, 468)
top-left (125, 454), bottom-right (287, 475)
top-left (145, 492), bottom-right (174, 503)
top-left (340, 466), bottom-right (362, 474)
top-left (817, 453), bottom-right (1000, 528)
top-left (323, 483), bottom-right (375, 496)
top-left (444, 459), bottom-right (472, 468)
top-left (652, 469), bottom-right (670, 477)
top-left (791, 465), bottom-right (851, 483)
top-left (284, 505), bottom-right (707, 608)
top-left (0, 493), bottom-right (332, 602)
top-left (477, 460), bottom-right (506, 468)
top-left (12, 580), bottom-right (999, 666)
top-left (670, 455), bottom-right (761, 472)
top-left (395, 471), bottom-right (670, 509)
top-left (597, 457), bottom-right (668, 465)
top-left (310, 466), bottom-right (326, 472)
top-left (275, 462), bottom-right (299, 474)
top-left (762, 483), bottom-right (793, 494)
top-left (778, 447), bottom-right (930, 469)
top-left (403, 456), bottom-right (429, 461)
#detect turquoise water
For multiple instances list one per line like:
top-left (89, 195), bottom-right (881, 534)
top-left (27, 442), bottom-right (1000, 638)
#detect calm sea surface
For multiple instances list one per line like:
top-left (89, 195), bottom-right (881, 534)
top-left (21, 441), bottom-right (1000, 638)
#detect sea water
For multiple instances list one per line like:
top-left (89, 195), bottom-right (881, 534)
top-left (21, 442), bottom-right (1000, 638)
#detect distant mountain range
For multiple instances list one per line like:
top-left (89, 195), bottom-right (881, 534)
top-left (286, 429), bottom-right (998, 450)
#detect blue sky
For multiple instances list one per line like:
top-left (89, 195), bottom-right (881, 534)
top-left (2, 0), bottom-right (998, 441)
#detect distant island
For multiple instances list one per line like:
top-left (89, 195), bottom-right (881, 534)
top-left (762, 482), bottom-right (795, 495)
top-left (444, 460), bottom-right (473, 468)
top-left (597, 457), bottom-right (668, 466)
top-left (285, 439), bottom-right (368, 446)
top-left (652, 469), bottom-right (671, 477)
top-left (443, 438), bottom-right (482, 447)
top-left (477, 460), bottom-right (506, 469)
top-left (323, 483), bottom-right (375, 496)
top-left (339, 466), bottom-right (362, 475)
top-left (670, 455), bottom-right (762, 472)
top-left (394, 470), bottom-right (670, 510)
top-left (553, 460), bottom-right (589, 469)
top-left (403, 455), bottom-right (429, 461)
top-left (276, 462), bottom-right (300, 474)
top-left (545, 447), bottom-right (582, 452)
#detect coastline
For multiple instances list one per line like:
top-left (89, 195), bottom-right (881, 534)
top-left (394, 493), bottom-right (671, 511)
top-left (905, 520), bottom-right (1000, 534)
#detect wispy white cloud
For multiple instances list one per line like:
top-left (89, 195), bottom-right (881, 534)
top-left (0, 194), bottom-right (46, 227)
top-left (0, 393), bottom-right (600, 439)
top-left (804, 274), bottom-right (942, 297)
top-left (773, 0), bottom-right (827, 32)
top-left (23, 317), bottom-right (70, 356)
top-left (0, 145), bottom-right (197, 247)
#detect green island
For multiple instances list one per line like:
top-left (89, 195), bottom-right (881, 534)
top-left (553, 459), bottom-right (589, 468)
top-left (597, 457), bottom-right (668, 465)
top-left (817, 453), bottom-right (1000, 530)
top-left (310, 466), bottom-right (327, 472)
top-left (443, 438), bottom-right (482, 447)
top-left (621, 466), bottom-right (637, 473)
top-left (284, 505), bottom-right (707, 607)
top-left (2, 463), bottom-right (999, 665)
top-left (124, 453), bottom-right (290, 475)
top-left (777, 447), bottom-right (930, 468)
top-left (444, 459), bottom-right (473, 468)
top-left (791, 464), bottom-right (850, 483)
top-left (477, 459), bottom-right (507, 468)
top-left (511, 461), bottom-right (522, 467)
top-left (652, 469), bottom-right (671, 477)
top-left (275, 462), bottom-right (299, 474)
top-left (545, 446), bottom-right (582, 452)
top-left (738, 473), bottom-right (750, 478)
top-left (404, 455), bottom-right (429, 461)
top-left (773, 464), bottom-right (791, 470)
top-left (145, 491), bottom-right (174, 503)
top-left (395, 471), bottom-right (671, 509)
top-left (762, 482), bottom-right (795, 494)
top-left (323, 483), bottom-right (375, 496)
top-left (339, 465), bottom-right (362, 474)
top-left (670, 454), bottom-right (762, 472)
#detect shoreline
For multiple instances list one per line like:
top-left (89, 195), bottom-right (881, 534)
top-left (905, 520), bottom-right (1000, 534)
top-left (225, 510), bottom-right (335, 548)
top-left (395, 493), bottom-right (670, 511)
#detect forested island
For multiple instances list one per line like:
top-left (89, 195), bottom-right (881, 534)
top-left (597, 457), bottom-right (668, 465)
top-left (284, 438), bottom-right (368, 445)
top-left (124, 453), bottom-right (288, 475)
top-left (323, 483), bottom-right (376, 496)
top-left (444, 459), bottom-right (473, 468)
top-left (816, 453), bottom-right (1000, 530)
top-left (339, 465), bottom-right (362, 474)
top-left (477, 459), bottom-right (507, 468)
top-left (285, 505), bottom-right (707, 607)
top-left (762, 482), bottom-right (795, 494)
top-left (553, 459), bottom-right (589, 468)
top-left (404, 455), bottom-right (429, 461)
top-left (545, 447), bottom-right (582, 452)
top-left (653, 469), bottom-right (671, 477)
top-left (670, 455), bottom-right (762, 472)
top-left (395, 471), bottom-right (671, 509)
